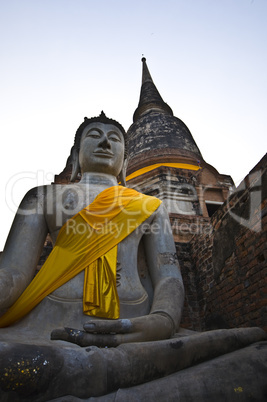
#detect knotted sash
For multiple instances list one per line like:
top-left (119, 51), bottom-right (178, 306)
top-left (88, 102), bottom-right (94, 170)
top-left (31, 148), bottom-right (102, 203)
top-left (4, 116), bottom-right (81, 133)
top-left (0, 186), bottom-right (161, 327)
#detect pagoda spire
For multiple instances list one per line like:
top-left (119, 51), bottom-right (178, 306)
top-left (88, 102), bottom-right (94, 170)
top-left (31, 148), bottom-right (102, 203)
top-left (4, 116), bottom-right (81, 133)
top-left (141, 56), bottom-right (153, 84)
top-left (133, 58), bottom-right (173, 122)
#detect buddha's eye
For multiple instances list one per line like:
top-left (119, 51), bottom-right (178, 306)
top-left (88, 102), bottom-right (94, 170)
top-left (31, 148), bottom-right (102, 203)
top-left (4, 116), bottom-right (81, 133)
top-left (86, 130), bottom-right (100, 138)
top-left (108, 132), bottom-right (121, 142)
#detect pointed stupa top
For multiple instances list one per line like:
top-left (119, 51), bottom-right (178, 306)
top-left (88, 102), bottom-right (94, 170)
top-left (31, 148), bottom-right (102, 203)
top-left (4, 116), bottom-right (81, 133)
top-left (141, 56), bottom-right (153, 84)
top-left (133, 58), bottom-right (173, 122)
top-left (127, 59), bottom-right (203, 174)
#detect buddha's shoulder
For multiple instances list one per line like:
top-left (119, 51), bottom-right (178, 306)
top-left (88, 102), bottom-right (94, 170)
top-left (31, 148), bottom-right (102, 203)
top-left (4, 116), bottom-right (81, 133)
top-left (148, 199), bottom-right (168, 219)
top-left (24, 183), bottom-right (83, 198)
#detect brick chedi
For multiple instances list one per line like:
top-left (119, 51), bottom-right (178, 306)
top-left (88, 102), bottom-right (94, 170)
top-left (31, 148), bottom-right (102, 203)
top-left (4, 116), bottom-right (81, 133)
top-left (128, 58), bottom-right (202, 171)
top-left (126, 59), bottom-right (266, 333)
top-left (126, 58), bottom-right (234, 242)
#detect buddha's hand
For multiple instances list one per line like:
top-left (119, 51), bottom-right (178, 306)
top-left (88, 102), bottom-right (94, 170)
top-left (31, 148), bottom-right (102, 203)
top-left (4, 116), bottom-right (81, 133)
top-left (50, 313), bottom-right (174, 347)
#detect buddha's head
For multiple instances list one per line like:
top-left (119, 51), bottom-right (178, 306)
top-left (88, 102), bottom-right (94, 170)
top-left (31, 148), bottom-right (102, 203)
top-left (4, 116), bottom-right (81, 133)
top-left (70, 112), bottom-right (128, 183)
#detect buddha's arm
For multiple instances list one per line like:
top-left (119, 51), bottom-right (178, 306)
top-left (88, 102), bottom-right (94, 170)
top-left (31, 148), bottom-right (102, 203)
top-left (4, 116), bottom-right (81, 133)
top-left (143, 203), bottom-right (185, 333)
top-left (0, 187), bottom-right (48, 312)
top-left (51, 204), bottom-right (185, 346)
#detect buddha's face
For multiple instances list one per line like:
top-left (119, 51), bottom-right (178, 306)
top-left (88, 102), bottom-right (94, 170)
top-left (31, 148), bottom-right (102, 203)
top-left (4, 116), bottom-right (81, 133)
top-left (79, 122), bottom-right (125, 177)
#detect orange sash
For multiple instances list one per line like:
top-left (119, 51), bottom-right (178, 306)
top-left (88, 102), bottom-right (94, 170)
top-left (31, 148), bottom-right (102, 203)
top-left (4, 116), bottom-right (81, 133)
top-left (0, 186), bottom-right (161, 327)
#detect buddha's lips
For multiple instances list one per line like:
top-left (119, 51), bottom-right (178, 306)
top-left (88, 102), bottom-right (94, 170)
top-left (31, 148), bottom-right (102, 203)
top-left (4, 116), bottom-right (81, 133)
top-left (93, 150), bottom-right (114, 157)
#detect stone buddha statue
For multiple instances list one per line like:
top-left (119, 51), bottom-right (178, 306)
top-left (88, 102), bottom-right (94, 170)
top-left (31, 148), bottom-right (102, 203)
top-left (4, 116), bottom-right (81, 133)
top-left (0, 112), bottom-right (185, 400)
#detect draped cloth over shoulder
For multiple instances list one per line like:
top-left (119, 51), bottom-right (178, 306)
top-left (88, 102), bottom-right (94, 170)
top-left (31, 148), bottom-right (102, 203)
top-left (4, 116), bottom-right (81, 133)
top-left (0, 186), bottom-right (161, 327)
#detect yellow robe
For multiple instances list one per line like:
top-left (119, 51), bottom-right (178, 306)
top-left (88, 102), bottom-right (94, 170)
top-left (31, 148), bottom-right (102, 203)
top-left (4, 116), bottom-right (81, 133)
top-left (0, 186), bottom-right (161, 327)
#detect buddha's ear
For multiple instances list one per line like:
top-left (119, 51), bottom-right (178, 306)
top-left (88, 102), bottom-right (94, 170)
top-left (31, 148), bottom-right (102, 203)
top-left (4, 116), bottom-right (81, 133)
top-left (70, 147), bottom-right (80, 182)
top-left (118, 158), bottom-right (128, 187)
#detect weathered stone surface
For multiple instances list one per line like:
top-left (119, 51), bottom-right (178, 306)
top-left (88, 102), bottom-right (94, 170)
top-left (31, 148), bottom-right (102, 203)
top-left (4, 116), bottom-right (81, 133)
top-left (127, 112), bottom-right (202, 173)
top-left (47, 331), bottom-right (267, 402)
top-left (1, 328), bottom-right (265, 401)
top-left (81, 341), bottom-right (267, 402)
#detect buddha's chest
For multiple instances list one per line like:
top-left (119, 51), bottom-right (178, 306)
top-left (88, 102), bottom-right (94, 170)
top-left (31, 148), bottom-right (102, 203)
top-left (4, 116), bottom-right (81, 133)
top-left (50, 231), bottom-right (145, 302)
top-left (44, 185), bottom-right (100, 238)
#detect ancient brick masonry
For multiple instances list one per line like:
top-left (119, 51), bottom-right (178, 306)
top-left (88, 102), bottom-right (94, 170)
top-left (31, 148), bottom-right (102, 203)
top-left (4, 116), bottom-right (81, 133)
top-left (175, 242), bottom-right (201, 330)
top-left (180, 154), bottom-right (267, 332)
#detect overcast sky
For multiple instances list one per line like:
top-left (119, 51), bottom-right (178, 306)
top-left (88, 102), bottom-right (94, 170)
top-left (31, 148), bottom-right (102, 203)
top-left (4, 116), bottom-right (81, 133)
top-left (0, 0), bottom-right (266, 249)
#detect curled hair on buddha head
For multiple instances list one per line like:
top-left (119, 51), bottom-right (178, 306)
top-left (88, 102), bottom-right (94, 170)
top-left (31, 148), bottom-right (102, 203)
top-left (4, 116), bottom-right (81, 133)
top-left (69, 111), bottom-right (128, 184)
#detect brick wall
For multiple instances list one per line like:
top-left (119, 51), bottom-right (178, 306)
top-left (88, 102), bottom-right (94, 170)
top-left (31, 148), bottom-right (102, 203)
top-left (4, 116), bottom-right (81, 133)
top-left (176, 242), bottom-right (201, 330)
top-left (180, 154), bottom-right (267, 331)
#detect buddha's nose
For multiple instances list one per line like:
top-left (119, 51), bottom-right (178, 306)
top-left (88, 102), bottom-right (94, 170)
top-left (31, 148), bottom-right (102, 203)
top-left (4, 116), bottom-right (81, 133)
top-left (99, 136), bottom-right (111, 149)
